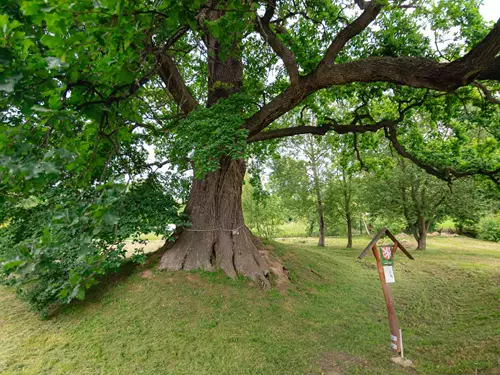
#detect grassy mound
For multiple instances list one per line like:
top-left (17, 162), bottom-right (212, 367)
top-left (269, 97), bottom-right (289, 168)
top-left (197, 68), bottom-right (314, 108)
top-left (1, 236), bottom-right (499, 375)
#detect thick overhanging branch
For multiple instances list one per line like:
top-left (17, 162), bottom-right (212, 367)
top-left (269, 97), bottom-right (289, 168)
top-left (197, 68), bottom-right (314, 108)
top-left (153, 3), bottom-right (219, 115)
top-left (477, 56), bottom-right (500, 80)
top-left (255, 0), bottom-right (300, 85)
top-left (247, 120), bottom-right (394, 142)
top-left (319, 1), bottom-right (382, 67)
top-left (444, 19), bottom-right (500, 82)
top-left (246, 14), bottom-right (500, 137)
top-left (246, 96), bottom-right (423, 143)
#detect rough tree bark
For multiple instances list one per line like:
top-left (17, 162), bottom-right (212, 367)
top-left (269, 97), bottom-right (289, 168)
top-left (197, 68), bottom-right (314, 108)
top-left (159, 157), bottom-right (270, 287)
top-left (415, 215), bottom-right (431, 250)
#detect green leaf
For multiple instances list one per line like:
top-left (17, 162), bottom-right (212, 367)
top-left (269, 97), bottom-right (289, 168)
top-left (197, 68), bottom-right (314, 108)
top-left (20, 1), bottom-right (42, 16)
top-left (2, 259), bottom-right (25, 271)
top-left (40, 34), bottom-right (63, 49)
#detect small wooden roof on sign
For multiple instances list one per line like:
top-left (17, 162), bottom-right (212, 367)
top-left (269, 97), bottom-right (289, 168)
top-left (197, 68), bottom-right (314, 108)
top-left (358, 227), bottom-right (414, 260)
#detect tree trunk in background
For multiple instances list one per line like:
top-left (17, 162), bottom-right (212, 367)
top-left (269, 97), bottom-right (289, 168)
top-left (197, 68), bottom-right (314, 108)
top-left (362, 214), bottom-right (371, 235)
top-left (159, 157), bottom-right (270, 287)
top-left (309, 142), bottom-right (325, 247)
top-left (346, 212), bottom-right (353, 248)
top-left (415, 215), bottom-right (429, 250)
top-left (317, 204), bottom-right (325, 247)
top-left (416, 231), bottom-right (427, 250)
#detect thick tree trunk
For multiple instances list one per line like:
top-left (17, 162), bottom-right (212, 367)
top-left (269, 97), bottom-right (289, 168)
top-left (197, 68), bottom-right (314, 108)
top-left (159, 157), bottom-right (270, 288)
top-left (158, 9), bottom-right (274, 287)
top-left (346, 213), bottom-right (353, 248)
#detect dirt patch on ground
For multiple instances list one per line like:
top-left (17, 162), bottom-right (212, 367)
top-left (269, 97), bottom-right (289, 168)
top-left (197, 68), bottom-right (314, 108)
top-left (259, 244), bottom-right (290, 293)
top-left (439, 231), bottom-right (459, 237)
top-left (139, 269), bottom-right (154, 279)
top-left (319, 351), bottom-right (369, 375)
top-left (186, 273), bottom-right (201, 283)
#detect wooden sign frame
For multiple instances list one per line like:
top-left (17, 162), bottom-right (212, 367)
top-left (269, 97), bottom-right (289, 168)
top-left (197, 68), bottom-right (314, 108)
top-left (358, 228), bottom-right (414, 355)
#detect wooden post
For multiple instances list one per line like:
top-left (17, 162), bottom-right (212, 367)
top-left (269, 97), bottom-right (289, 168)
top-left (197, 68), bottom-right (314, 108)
top-left (372, 244), bottom-right (402, 354)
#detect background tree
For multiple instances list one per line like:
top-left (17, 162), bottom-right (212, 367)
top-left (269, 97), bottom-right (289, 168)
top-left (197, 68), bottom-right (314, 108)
top-left (445, 178), bottom-right (485, 236)
top-left (366, 157), bottom-right (450, 250)
top-left (322, 135), bottom-right (365, 248)
top-left (242, 175), bottom-right (285, 239)
top-left (269, 156), bottom-right (318, 235)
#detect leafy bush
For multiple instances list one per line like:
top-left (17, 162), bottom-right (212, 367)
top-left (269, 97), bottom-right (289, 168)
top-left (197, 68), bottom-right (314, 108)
top-left (370, 216), bottom-right (407, 235)
top-left (0, 178), bottom-right (184, 317)
top-left (477, 214), bottom-right (500, 242)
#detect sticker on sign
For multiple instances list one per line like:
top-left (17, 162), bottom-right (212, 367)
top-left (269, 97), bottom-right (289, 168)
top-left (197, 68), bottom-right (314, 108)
top-left (384, 266), bottom-right (395, 283)
top-left (379, 245), bottom-right (394, 266)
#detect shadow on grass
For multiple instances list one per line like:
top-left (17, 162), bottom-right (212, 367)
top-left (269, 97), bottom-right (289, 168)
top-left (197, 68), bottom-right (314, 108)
top-left (52, 248), bottom-right (165, 318)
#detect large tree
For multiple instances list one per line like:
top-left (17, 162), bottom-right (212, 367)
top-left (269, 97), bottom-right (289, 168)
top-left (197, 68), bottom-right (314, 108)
top-left (2, 0), bottom-right (500, 293)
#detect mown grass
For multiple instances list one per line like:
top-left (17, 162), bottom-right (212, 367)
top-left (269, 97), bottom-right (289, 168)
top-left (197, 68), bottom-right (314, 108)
top-left (1, 236), bottom-right (499, 375)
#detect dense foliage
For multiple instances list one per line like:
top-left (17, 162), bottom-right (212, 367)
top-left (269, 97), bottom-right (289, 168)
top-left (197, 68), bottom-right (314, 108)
top-left (478, 213), bottom-right (500, 241)
top-left (0, 179), bottom-right (183, 316)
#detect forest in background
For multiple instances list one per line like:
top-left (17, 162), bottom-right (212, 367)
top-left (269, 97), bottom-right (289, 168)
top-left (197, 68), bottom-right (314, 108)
top-left (243, 132), bottom-right (500, 249)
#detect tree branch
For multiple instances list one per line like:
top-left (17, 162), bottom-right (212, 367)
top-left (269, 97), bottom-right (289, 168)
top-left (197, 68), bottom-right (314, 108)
top-left (247, 120), bottom-right (395, 142)
top-left (477, 56), bottom-right (500, 80)
top-left (157, 53), bottom-right (198, 114)
top-left (319, 1), bottom-right (382, 68)
top-left (75, 72), bottom-right (153, 110)
top-left (386, 125), bottom-right (500, 183)
top-left (444, 19), bottom-right (500, 82)
top-left (246, 18), bottom-right (500, 138)
top-left (254, 1), bottom-right (300, 84)
top-left (472, 81), bottom-right (500, 105)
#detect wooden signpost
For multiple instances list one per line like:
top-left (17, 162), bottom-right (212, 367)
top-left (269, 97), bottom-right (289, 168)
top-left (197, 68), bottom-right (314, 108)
top-left (358, 228), bottom-right (414, 356)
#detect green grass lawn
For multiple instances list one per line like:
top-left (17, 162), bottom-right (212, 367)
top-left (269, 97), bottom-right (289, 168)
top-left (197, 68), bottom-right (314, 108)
top-left (276, 221), bottom-right (310, 237)
top-left (1, 236), bottom-right (499, 375)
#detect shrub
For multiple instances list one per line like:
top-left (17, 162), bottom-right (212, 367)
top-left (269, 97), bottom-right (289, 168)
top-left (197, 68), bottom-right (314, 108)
top-left (0, 178), bottom-right (184, 316)
top-left (477, 214), bottom-right (500, 242)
